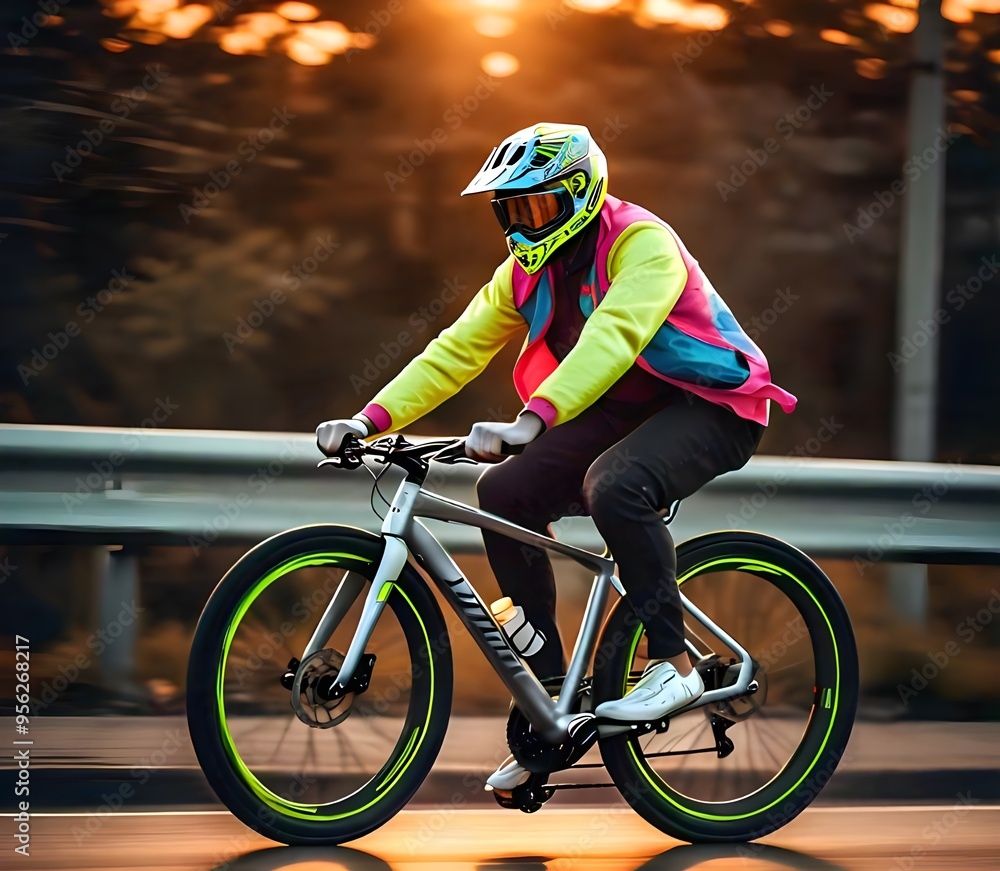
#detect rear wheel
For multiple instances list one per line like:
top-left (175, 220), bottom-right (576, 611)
top-left (594, 532), bottom-right (857, 842)
top-left (187, 525), bottom-right (453, 845)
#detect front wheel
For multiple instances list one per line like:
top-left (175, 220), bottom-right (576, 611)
top-left (594, 532), bottom-right (858, 843)
top-left (186, 525), bottom-right (453, 845)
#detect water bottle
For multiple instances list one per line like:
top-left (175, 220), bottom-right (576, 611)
top-left (490, 596), bottom-right (546, 657)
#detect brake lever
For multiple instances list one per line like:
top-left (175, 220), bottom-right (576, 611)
top-left (317, 454), bottom-right (363, 470)
top-left (317, 433), bottom-right (365, 470)
top-left (432, 441), bottom-right (477, 465)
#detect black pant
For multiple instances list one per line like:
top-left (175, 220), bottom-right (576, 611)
top-left (476, 393), bottom-right (764, 679)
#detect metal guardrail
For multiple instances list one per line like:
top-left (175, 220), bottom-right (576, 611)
top-left (1, 424), bottom-right (999, 563)
top-left (4, 423), bottom-right (997, 692)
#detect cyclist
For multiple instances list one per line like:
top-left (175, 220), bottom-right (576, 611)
top-left (316, 122), bottom-right (797, 795)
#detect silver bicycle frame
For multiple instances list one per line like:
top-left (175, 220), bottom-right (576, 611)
top-left (301, 474), bottom-right (755, 743)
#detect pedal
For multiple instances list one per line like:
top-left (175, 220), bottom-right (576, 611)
top-left (492, 773), bottom-right (553, 814)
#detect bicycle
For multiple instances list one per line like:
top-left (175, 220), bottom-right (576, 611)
top-left (187, 433), bottom-right (858, 846)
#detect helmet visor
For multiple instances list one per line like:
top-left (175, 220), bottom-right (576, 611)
top-left (491, 189), bottom-right (572, 240)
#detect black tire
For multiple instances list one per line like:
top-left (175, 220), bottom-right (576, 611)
top-left (187, 525), bottom-right (453, 845)
top-left (594, 532), bottom-right (858, 843)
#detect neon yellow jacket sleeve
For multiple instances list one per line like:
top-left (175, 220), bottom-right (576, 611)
top-left (527, 222), bottom-right (688, 427)
top-left (360, 222), bottom-right (687, 433)
top-left (361, 258), bottom-right (524, 433)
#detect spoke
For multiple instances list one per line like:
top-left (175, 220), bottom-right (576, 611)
top-left (755, 711), bottom-right (800, 754)
top-left (251, 613), bottom-right (301, 660)
top-left (305, 726), bottom-right (320, 773)
top-left (750, 709), bottom-right (802, 780)
top-left (715, 574), bottom-right (738, 657)
top-left (762, 728), bottom-right (794, 779)
top-left (644, 713), bottom-right (703, 756)
top-left (766, 656), bottom-right (811, 676)
top-left (266, 715), bottom-right (298, 765)
top-left (335, 722), bottom-right (353, 771)
top-left (332, 725), bottom-right (367, 772)
top-left (227, 718), bottom-right (262, 744)
top-left (674, 718), bottom-right (712, 771)
top-left (725, 720), bottom-right (760, 798)
top-left (749, 718), bottom-right (786, 774)
top-left (739, 575), bottom-right (761, 655)
top-left (360, 709), bottom-right (401, 743)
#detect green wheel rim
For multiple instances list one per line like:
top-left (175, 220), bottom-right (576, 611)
top-left (623, 556), bottom-right (841, 822)
top-left (215, 551), bottom-right (434, 821)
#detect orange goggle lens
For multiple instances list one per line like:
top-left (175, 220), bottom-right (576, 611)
top-left (494, 192), bottom-right (563, 231)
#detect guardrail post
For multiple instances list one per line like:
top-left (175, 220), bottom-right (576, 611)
top-left (94, 545), bottom-right (141, 697)
top-left (888, 564), bottom-right (929, 627)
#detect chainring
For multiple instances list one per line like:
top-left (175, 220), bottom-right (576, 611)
top-left (506, 676), bottom-right (595, 774)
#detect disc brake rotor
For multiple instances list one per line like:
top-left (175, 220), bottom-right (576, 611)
top-left (289, 648), bottom-right (354, 729)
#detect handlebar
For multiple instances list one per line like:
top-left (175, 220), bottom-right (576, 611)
top-left (317, 433), bottom-right (524, 472)
top-left (431, 438), bottom-right (525, 464)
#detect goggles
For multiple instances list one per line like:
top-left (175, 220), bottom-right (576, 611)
top-left (491, 188), bottom-right (573, 240)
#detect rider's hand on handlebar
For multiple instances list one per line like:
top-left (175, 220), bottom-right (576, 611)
top-left (315, 417), bottom-right (373, 457)
top-left (465, 411), bottom-right (544, 463)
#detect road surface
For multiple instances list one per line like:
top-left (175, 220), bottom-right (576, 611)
top-left (7, 803), bottom-right (998, 870)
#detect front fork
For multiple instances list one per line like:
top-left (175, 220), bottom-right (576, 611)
top-left (294, 535), bottom-right (409, 697)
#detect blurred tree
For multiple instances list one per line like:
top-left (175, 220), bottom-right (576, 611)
top-left (0, 0), bottom-right (997, 462)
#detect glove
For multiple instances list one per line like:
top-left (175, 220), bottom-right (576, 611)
top-left (465, 411), bottom-right (544, 463)
top-left (316, 416), bottom-right (373, 456)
